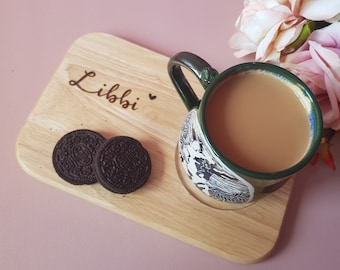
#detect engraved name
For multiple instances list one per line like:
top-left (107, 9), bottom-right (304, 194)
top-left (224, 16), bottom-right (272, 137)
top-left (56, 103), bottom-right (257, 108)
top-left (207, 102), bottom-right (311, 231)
top-left (69, 70), bottom-right (141, 110)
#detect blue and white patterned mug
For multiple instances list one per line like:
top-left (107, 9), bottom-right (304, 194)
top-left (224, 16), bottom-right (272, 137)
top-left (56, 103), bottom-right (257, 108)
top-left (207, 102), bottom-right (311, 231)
top-left (168, 52), bottom-right (322, 208)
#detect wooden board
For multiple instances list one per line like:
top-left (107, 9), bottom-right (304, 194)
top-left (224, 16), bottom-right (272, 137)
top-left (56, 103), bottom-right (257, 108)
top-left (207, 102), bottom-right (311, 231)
top-left (16, 33), bottom-right (294, 264)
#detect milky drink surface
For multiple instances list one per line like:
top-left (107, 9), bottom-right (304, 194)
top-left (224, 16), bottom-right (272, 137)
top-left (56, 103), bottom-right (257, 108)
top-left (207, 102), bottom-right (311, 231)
top-left (205, 71), bottom-right (311, 172)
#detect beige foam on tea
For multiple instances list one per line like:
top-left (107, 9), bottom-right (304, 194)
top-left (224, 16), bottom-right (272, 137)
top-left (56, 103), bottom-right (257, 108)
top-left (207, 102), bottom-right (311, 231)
top-left (205, 71), bottom-right (311, 172)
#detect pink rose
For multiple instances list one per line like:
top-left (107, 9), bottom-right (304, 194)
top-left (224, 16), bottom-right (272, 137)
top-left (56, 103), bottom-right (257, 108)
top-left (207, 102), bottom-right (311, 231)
top-left (281, 22), bottom-right (340, 130)
top-left (229, 0), bottom-right (340, 62)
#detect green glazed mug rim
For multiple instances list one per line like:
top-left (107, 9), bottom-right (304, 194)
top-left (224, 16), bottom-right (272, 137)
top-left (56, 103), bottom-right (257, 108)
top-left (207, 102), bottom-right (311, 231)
top-left (199, 62), bottom-right (323, 180)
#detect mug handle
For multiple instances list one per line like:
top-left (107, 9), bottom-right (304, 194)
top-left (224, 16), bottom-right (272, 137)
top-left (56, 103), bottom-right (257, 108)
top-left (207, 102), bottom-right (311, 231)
top-left (167, 52), bottom-right (219, 111)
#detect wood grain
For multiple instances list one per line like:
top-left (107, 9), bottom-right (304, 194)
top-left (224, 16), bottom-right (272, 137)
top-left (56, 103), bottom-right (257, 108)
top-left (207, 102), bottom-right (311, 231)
top-left (16, 33), bottom-right (294, 264)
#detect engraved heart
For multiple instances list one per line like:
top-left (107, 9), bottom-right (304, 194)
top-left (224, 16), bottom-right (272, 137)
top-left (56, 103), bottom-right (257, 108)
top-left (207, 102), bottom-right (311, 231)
top-left (149, 93), bottom-right (157, 100)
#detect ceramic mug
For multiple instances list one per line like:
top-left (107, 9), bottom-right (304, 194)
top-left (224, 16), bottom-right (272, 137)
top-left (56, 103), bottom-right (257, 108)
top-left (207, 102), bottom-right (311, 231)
top-left (168, 52), bottom-right (323, 209)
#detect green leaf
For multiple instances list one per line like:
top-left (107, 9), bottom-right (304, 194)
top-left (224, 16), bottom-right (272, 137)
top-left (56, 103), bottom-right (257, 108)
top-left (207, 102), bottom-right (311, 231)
top-left (285, 21), bottom-right (314, 53)
top-left (285, 21), bottom-right (330, 54)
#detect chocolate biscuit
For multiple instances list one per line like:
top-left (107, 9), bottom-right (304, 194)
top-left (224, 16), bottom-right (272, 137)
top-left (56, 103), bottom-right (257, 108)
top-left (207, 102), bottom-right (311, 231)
top-left (94, 136), bottom-right (151, 194)
top-left (52, 129), bottom-right (105, 185)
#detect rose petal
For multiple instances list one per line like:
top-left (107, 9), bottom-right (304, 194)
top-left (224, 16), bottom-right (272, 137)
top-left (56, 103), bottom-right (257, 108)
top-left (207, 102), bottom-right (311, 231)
top-left (290, 0), bottom-right (302, 13)
top-left (327, 13), bottom-right (340, 23)
top-left (309, 23), bottom-right (340, 49)
top-left (242, 10), bottom-right (287, 43)
top-left (229, 32), bottom-right (257, 57)
top-left (282, 57), bottom-right (326, 89)
top-left (300, 0), bottom-right (340, 21)
top-left (275, 22), bottom-right (304, 51)
top-left (309, 41), bottom-right (340, 97)
top-left (324, 77), bottom-right (340, 129)
top-left (256, 21), bottom-right (282, 60)
top-left (284, 50), bottom-right (311, 63)
top-left (309, 41), bottom-right (340, 128)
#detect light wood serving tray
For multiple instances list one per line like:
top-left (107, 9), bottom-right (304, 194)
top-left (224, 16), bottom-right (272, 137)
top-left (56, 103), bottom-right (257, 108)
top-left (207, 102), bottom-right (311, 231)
top-left (16, 33), bottom-right (294, 264)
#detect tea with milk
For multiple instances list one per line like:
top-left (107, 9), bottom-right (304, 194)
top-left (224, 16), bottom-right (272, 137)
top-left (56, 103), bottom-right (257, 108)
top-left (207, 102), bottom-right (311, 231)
top-left (205, 71), bottom-right (311, 172)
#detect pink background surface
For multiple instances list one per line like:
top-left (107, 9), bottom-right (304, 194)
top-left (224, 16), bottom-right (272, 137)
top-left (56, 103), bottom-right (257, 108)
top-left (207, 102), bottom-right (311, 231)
top-left (2, 0), bottom-right (340, 269)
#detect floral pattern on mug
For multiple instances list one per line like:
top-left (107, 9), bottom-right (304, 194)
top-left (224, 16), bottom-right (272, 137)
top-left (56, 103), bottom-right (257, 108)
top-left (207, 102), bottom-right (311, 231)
top-left (178, 110), bottom-right (255, 204)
